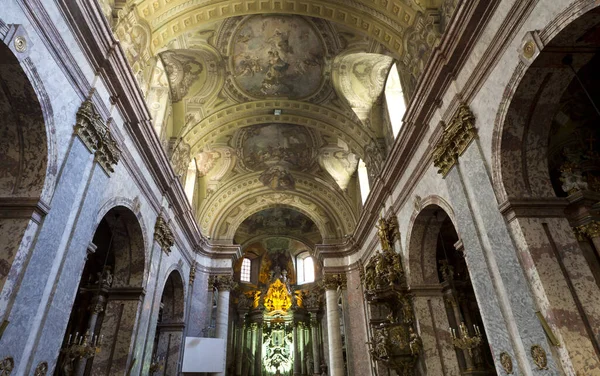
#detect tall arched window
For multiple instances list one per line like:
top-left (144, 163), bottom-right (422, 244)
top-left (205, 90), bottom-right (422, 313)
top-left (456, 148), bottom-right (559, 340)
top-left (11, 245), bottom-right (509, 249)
top-left (184, 158), bottom-right (197, 204)
top-left (358, 159), bottom-right (370, 205)
top-left (384, 63), bottom-right (406, 138)
top-left (297, 252), bottom-right (315, 284)
top-left (240, 258), bottom-right (251, 283)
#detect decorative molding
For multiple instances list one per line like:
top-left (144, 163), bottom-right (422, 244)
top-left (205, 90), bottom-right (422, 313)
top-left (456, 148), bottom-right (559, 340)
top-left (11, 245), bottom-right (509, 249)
top-left (74, 99), bottom-right (121, 174)
top-left (210, 275), bottom-right (237, 291)
top-left (498, 197), bottom-right (568, 222)
top-left (433, 104), bottom-right (477, 177)
top-left (154, 214), bottom-right (175, 254)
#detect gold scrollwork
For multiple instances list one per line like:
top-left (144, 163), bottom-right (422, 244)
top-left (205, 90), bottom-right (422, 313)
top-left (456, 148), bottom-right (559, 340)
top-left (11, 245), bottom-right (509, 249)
top-left (433, 104), bottom-right (477, 177)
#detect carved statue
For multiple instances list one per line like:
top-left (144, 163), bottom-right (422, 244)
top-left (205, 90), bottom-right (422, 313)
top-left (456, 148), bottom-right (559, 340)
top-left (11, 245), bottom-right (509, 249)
top-left (409, 327), bottom-right (422, 356)
top-left (305, 353), bottom-right (314, 373)
top-left (376, 218), bottom-right (392, 251)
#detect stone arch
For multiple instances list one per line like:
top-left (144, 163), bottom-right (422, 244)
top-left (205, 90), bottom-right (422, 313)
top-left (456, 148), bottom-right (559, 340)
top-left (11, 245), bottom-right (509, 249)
top-left (0, 33), bottom-right (55, 304)
top-left (200, 172), bottom-right (356, 240)
top-left (492, 2), bottom-right (600, 202)
top-left (57, 205), bottom-right (148, 375)
top-left (89, 206), bottom-right (146, 373)
top-left (490, 4), bottom-right (600, 373)
top-left (405, 198), bottom-right (458, 286)
top-left (159, 269), bottom-right (186, 322)
top-left (152, 269), bottom-right (186, 375)
top-left (94, 197), bottom-right (150, 286)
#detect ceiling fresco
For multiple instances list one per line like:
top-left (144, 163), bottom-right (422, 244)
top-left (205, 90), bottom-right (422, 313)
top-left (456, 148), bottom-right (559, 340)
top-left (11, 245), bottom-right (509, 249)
top-left (237, 123), bottom-right (316, 172)
top-left (235, 207), bottom-right (321, 245)
top-left (231, 15), bottom-right (325, 99)
top-left (101, 0), bottom-right (454, 246)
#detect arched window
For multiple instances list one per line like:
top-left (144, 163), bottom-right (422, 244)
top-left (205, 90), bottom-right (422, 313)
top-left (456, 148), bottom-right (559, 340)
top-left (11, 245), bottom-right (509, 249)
top-left (384, 63), bottom-right (406, 138)
top-left (297, 252), bottom-right (315, 284)
top-left (358, 159), bottom-right (370, 205)
top-left (240, 258), bottom-right (251, 283)
top-left (184, 158), bottom-right (197, 204)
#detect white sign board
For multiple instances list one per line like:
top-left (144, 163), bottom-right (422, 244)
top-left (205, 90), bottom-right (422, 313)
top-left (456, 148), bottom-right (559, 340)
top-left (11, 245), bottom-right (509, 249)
top-left (182, 337), bottom-right (226, 373)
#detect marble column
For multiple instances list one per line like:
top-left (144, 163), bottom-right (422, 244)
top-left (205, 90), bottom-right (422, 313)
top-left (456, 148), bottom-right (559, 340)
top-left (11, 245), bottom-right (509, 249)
top-left (254, 320), bottom-right (263, 376)
top-left (213, 275), bottom-right (234, 376)
top-left (235, 313), bottom-right (246, 376)
top-left (310, 314), bottom-right (321, 375)
top-left (293, 322), bottom-right (302, 376)
top-left (323, 274), bottom-right (345, 376)
top-left (249, 322), bottom-right (257, 376)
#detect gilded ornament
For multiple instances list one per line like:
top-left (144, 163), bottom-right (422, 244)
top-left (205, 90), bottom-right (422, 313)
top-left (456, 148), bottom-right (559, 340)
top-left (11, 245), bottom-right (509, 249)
top-left (500, 352), bottom-right (513, 374)
top-left (522, 40), bottom-right (536, 59)
top-left (73, 99), bottom-right (121, 174)
top-left (575, 221), bottom-right (600, 239)
top-left (14, 36), bottom-right (26, 52)
top-left (0, 357), bottom-right (13, 375)
top-left (154, 214), bottom-right (175, 254)
top-left (34, 362), bottom-right (48, 376)
top-left (433, 104), bottom-right (477, 176)
top-left (531, 344), bottom-right (548, 370)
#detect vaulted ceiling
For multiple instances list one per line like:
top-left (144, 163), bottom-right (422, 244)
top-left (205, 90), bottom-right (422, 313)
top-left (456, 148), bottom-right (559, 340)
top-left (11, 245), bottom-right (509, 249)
top-left (100, 0), bottom-right (458, 246)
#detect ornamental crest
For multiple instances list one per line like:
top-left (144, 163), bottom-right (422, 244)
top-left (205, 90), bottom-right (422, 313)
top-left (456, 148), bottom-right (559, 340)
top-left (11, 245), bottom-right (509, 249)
top-left (154, 214), bottom-right (174, 254)
top-left (433, 104), bottom-right (477, 177)
top-left (74, 99), bottom-right (121, 174)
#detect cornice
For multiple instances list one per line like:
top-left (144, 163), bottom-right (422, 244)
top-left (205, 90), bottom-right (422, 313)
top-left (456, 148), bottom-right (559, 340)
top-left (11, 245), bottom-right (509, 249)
top-left (499, 197), bottom-right (569, 222)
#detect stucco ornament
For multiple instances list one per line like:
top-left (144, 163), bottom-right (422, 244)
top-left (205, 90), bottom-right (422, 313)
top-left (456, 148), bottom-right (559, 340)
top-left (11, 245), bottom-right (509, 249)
top-left (33, 362), bottom-right (48, 376)
top-left (73, 99), bottom-right (121, 174)
top-left (0, 357), bottom-right (13, 376)
top-left (154, 214), bottom-right (175, 254)
top-left (433, 104), bottom-right (477, 177)
top-left (500, 352), bottom-right (513, 374)
top-left (531, 345), bottom-right (548, 370)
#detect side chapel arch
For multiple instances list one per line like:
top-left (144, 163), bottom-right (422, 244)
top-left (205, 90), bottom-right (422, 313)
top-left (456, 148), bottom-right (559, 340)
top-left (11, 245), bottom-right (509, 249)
top-left (0, 33), bottom-right (55, 307)
top-left (58, 206), bottom-right (147, 375)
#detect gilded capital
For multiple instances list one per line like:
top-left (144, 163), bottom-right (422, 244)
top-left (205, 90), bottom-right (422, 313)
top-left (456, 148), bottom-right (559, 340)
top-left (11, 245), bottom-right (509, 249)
top-left (322, 273), bottom-right (346, 290)
top-left (575, 221), bottom-right (600, 239)
top-left (74, 99), bottom-right (121, 174)
top-left (211, 275), bottom-right (237, 291)
top-left (154, 214), bottom-right (175, 254)
top-left (433, 104), bottom-right (477, 177)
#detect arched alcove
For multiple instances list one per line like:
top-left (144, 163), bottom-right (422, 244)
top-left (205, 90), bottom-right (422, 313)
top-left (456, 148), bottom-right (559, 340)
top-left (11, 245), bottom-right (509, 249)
top-left (150, 270), bottom-right (185, 375)
top-left (407, 204), bottom-right (495, 375)
top-left (57, 206), bottom-right (146, 375)
top-left (0, 40), bottom-right (49, 306)
top-left (493, 5), bottom-right (600, 372)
